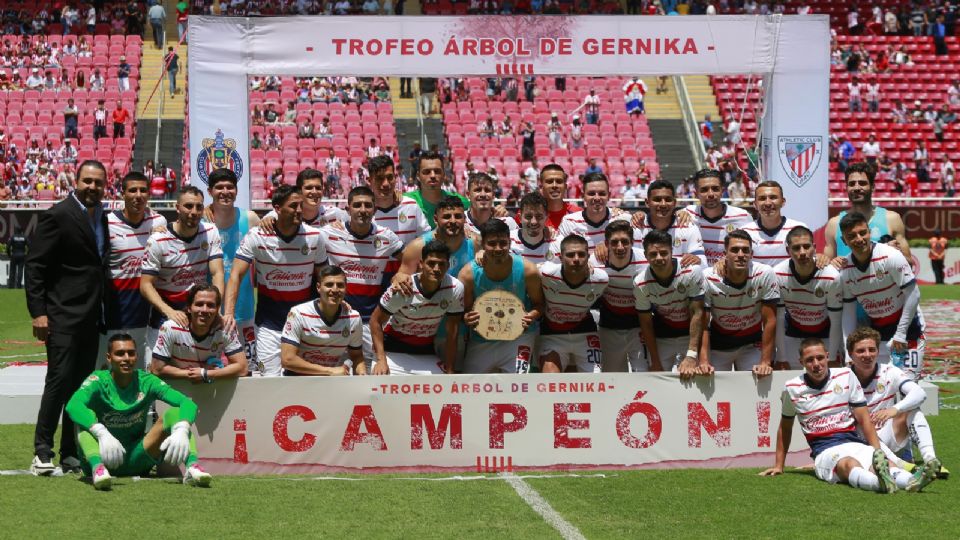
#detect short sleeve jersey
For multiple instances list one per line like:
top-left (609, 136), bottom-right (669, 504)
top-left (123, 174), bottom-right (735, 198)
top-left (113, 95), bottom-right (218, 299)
top-left (634, 260), bottom-right (706, 338)
top-left (703, 262), bottom-right (779, 350)
top-left (375, 197), bottom-right (431, 245)
top-left (590, 247), bottom-right (648, 330)
top-left (840, 242), bottom-right (925, 341)
top-left (684, 204), bottom-right (753, 264)
top-left (510, 228), bottom-right (554, 266)
top-left (320, 224), bottom-right (404, 320)
top-left (379, 274), bottom-right (465, 354)
top-left (539, 262), bottom-right (608, 334)
top-left (742, 217), bottom-right (807, 267)
top-left (781, 368), bottom-right (868, 457)
top-left (464, 213), bottom-right (518, 239)
top-left (105, 210), bottom-right (167, 329)
top-left (636, 213), bottom-right (707, 266)
top-left (555, 210), bottom-right (630, 253)
top-left (858, 363), bottom-right (914, 414)
top-left (773, 260), bottom-right (843, 338)
top-left (151, 319), bottom-right (244, 369)
top-left (281, 301), bottom-right (363, 367)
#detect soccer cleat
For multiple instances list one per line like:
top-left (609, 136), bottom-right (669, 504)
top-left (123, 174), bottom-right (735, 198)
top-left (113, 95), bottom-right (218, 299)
top-left (936, 463), bottom-right (950, 480)
top-left (30, 455), bottom-right (56, 477)
top-left (92, 464), bottom-right (112, 491)
top-left (183, 464), bottom-right (212, 487)
top-left (906, 458), bottom-right (940, 493)
top-left (872, 449), bottom-right (898, 494)
top-left (60, 456), bottom-right (82, 474)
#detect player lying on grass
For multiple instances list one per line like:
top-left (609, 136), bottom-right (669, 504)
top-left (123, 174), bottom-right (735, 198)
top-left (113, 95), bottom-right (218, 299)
top-left (760, 337), bottom-right (937, 493)
top-left (66, 332), bottom-right (211, 490)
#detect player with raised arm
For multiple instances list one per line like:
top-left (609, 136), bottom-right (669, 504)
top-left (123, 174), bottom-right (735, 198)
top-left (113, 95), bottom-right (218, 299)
top-left (99, 172), bottom-right (167, 368)
top-left (511, 191), bottom-right (554, 266)
top-left (701, 230), bottom-right (778, 375)
top-left (257, 169), bottom-right (348, 236)
top-left (838, 212), bottom-right (925, 378)
top-left (140, 186), bottom-right (224, 364)
top-left (370, 240), bottom-right (465, 375)
top-left (555, 172), bottom-right (629, 255)
top-left (463, 171), bottom-right (518, 238)
top-left (760, 337), bottom-right (931, 493)
top-left (460, 219), bottom-right (545, 373)
top-left (540, 234), bottom-right (609, 373)
top-left (684, 168), bottom-right (752, 265)
top-left (321, 186), bottom-right (404, 361)
top-left (280, 266), bottom-right (365, 376)
top-left (634, 230), bottom-right (707, 379)
top-left (773, 226), bottom-right (844, 368)
top-left (224, 185), bottom-right (328, 377)
top-left (634, 180), bottom-right (706, 267)
top-left (591, 221), bottom-right (647, 372)
top-left (366, 155), bottom-right (430, 245)
top-left (742, 180), bottom-right (807, 267)
top-left (151, 285), bottom-right (247, 383)
top-left (66, 333), bottom-right (211, 490)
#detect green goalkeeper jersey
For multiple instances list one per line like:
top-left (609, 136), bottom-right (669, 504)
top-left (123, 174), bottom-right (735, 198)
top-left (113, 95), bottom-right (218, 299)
top-left (66, 369), bottom-right (198, 446)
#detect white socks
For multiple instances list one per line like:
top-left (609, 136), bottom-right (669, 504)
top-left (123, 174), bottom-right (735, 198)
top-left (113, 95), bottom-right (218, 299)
top-left (848, 467), bottom-right (880, 492)
top-left (908, 410), bottom-right (937, 462)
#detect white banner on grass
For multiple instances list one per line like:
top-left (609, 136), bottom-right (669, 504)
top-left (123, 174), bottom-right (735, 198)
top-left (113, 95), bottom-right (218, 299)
top-left (911, 247), bottom-right (960, 284)
top-left (169, 372), bottom-right (810, 475)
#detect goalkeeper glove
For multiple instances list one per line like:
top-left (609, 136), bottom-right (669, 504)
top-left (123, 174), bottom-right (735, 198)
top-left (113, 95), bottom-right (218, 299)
top-left (159, 421), bottom-right (191, 465)
top-left (89, 423), bottom-right (126, 470)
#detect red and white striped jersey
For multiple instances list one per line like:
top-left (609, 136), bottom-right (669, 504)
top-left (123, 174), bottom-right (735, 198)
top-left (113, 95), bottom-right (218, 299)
top-left (142, 224), bottom-right (223, 327)
top-left (781, 368), bottom-right (868, 456)
top-left (321, 224), bottom-right (404, 321)
top-left (510, 228), bottom-right (554, 266)
top-left (540, 261), bottom-right (608, 334)
top-left (590, 247), bottom-right (648, 330)
top-left (742, 217), bottom-right (807, 267)
top-left (703, 262), bottom-right (779, 350)
top-left (859, 363), bottom-right (913, 413)
top-left (281, 301), bottom-right (363, 367)
top-left (773, 260), bottom-right (842, 337)
top-left (375, 197), bottom-right (431, 246)
top-left (151, 319), bottom-right (243, 369)
top-left (105, 209), bottom-right (167, 329)
top-left (464, 212), bottom-right (518, 239)
top-left (684, 204), bottom-right (753, 264)
top-left (635, 213), bottom-right (707, 266)
top-left (379, 274), bottom-right (464, 354)
top-left (555, 210), bottom-right (630, 253)
top-left (265, 204), bottom-right (347, 228)
top-left (840, 242), bottom-right (925, 341)
top-left (634, 261), bottom-right (706, 338)
top-left (235, 224), bottom-right (328, 331)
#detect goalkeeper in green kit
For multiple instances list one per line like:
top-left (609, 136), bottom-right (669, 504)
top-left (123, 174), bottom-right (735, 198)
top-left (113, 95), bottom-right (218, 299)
top-left (66, 333), bottom-right (212, 490)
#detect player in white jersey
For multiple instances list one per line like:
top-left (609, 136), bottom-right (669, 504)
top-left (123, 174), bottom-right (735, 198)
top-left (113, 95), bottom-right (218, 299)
top-left (463, 172), bottom-right (518, 238)
top-left (140, 186), bottom-right (224, 365)
top-left (555, 172), bottom-right (629, 255)
top-left (280, 266), bottom-right (365, 376)
top-left (701, 230), bottom-right (777, 374)
top-left (367, 155), bottom-right (430, 245)
top-left (510, 191), bottom-right (554, 266)
top-left (151, 285), bottom-right (247, 382)
top-left (761, 338), bottom-right (934, 493)
top-left (540, 234), bottom-right (609, 373)
top-left (838, 212), bottom-right (925, 378)
top-left (634, 180), bottom-right (706, 267)
top-left (684, 169), bottom-right (752, 265)
top-left (224, 185), bottom-right (329, 377)
top-left (321, 186), bottom-right (404, 362)
top-left (846, 327), bottom-right (945, 481)
top-left (773, 226), bottom-right (844, 369)
top-left (260, 169), bottom-right (348, 230)
top-left (634, 230), bottom-right (706, 379)
top-left (741, 180), bottom-right (807, 267)
top-left (370, 240), bottom-right (465, 375)
top-left (590, 221), bottom-right (647, 372)
top-left (99, 172), bottom-right (167, 369)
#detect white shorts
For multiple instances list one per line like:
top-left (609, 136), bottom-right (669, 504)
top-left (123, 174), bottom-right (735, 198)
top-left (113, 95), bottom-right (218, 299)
top-left (237, 320), bottom-right (257, 373)
top-left (98, 327), bottom-right (148, 370)
top-left (362, 325), bottom-right (373, 366)
top-left (540, 332), bottom-right (602, 373)
top-left (877, 336), bottom-right (926, 381)
top-left (145, 326), bottom-right (160, 368)
top-left (598, 327), bottom-right (640, 373)
top-left (384, 352), bottom-right (445, 375)
top-left (876, 416), bottom-right (911, 454)
top-left (710, 342), bottom-right (762, 371)
top-left (435, 333), bottom-right (466, 373)
top-left (780, 335), bottom-right (811, 369)
top-left (647, 335), bottom-right (689, 373)
top-left (464, 333), bottom-right (536, 374)
top-left (255, 326), bottom-right (283, 377)
top-left (813, 442), bottom-right (875, 484)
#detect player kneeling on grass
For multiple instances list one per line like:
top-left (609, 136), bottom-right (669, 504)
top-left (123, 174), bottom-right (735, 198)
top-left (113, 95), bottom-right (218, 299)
top-left (65, 333), bottom-right (211, 490)
top-left (151, 285), bottom-right (248, 383)
top-left (760, 337), bottom-right (933, 493)
top-left (847, 326), bottom-right (946, 480)
top-left (370, 240), bottom-right (465, 375)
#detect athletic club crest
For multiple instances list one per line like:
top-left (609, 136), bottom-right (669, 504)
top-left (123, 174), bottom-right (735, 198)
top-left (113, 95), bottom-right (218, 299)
top-left (777, 136), bottom-right (823, 188)
top-left (197, 129), bottom-right (244, 186)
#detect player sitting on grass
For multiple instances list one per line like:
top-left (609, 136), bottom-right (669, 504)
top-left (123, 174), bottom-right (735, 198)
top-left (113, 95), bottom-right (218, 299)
top-left (760, 337), bottom-right (933, 493)
top-left (66, 333), bottom-right (211, 490)
top-left (846, 326), bottom-right (946, 480)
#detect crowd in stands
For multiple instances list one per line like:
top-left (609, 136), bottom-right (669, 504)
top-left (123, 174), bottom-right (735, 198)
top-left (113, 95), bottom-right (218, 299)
top-left (0, 2), bottom-right (149, 36)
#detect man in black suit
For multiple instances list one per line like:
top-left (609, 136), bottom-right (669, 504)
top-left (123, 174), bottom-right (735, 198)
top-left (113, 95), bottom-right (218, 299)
top-left (25, 160), bottom-right (109, 475)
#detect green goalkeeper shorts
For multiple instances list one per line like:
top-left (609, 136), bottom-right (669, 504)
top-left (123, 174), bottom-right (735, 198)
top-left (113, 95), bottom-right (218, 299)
top-left (81, 440), bottom-right (159, 477)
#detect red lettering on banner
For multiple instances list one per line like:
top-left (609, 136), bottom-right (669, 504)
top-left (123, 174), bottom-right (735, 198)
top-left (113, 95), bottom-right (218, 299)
top-left (462, 38), bottom-right (478, 55)
top-left (489, 403), bottom-right (528, 449)
top-left (756, 401), bottom-right (771, 447)
top-left (615, 398), bottom-right (662, 448)
top-left (410, 404), bottom-right (463, 450)
top-left (332, 38), bottom-right (346, 54)
top-left (273, 405), bottom-right (317, 452)
top-left (687, 402), bottom-right (731, 447)
top-left (233, 419), bottom-right (248, 464)
top-left (554, 402), bottom-right (592, 449)
top-left (340, 405), bottom-right (388, 451)
top-left (582, 38), bottom-right (699, 56)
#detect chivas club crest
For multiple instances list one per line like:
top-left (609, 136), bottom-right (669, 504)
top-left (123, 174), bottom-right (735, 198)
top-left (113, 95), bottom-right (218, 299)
top-left (777, 136), bottom-right (823, 188)
top-left (197, 129), bottom-right (244, 186)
